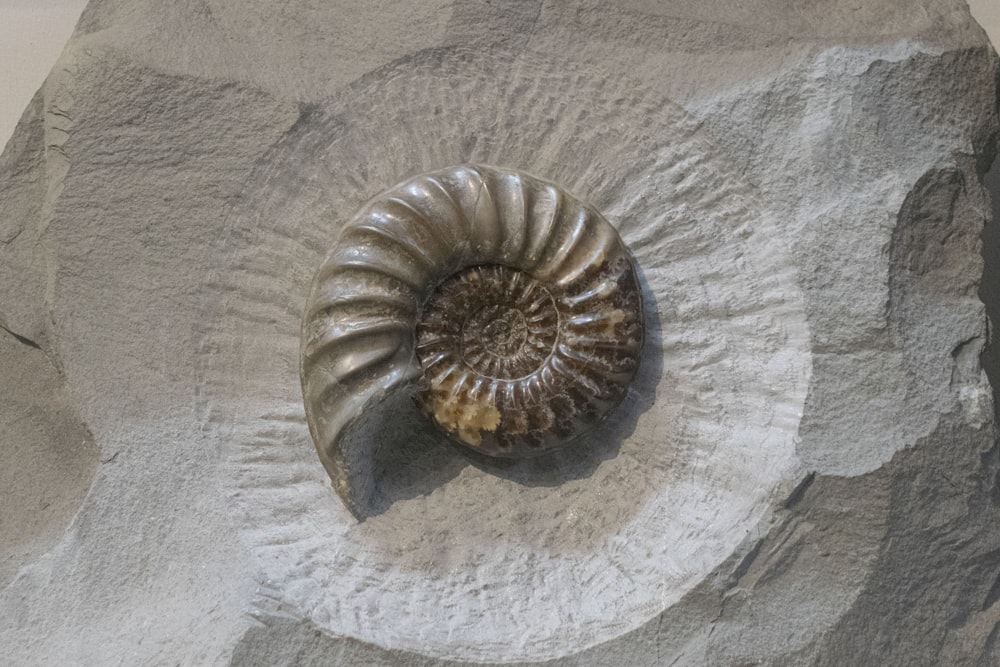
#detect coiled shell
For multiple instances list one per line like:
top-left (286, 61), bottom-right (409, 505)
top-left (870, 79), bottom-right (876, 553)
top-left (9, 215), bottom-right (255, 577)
top-left (301, 164), bottom-right (643, 515)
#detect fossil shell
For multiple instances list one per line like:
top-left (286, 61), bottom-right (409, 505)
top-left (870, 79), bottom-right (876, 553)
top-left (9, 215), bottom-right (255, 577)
top-left (301, 164), bottom-right (643, 515)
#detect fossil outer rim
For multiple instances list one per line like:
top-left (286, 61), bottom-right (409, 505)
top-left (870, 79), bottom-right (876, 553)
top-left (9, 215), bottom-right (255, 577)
top-left (300, 164), bottom-right (644, 516)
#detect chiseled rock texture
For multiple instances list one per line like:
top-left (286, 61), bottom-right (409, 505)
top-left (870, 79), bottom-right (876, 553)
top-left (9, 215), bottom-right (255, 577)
top-left (1, 1), bottom-right (999, 665)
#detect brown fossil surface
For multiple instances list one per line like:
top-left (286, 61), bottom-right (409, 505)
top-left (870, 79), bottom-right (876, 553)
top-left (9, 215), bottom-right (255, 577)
top-left (300, 165), bottom-right (643, 512)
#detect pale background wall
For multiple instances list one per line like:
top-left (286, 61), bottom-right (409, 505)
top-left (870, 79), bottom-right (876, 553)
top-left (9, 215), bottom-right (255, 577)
top-left (0, 0), bottom-right (88, 148)
top-left (1, 1), bottom-right (999, 152)
top-left (972, 0), bottom-right (1000, 51)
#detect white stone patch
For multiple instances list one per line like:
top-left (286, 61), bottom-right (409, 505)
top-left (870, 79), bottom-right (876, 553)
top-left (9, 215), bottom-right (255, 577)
top-left (203, 116), bottom-right (812, 659)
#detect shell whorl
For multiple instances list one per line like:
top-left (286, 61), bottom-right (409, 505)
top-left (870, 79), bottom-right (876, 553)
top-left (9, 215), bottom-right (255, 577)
top-left (301, 164), bottom-right (643, 514)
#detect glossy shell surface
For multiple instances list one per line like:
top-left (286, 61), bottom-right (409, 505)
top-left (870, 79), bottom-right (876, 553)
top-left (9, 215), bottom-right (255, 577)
top-left (300, 164), bottom-right (643, 511)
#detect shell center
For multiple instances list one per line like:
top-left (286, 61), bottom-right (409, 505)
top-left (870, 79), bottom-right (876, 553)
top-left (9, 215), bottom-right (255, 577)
top-left (417, 265), bottom-right (559, 382)
top-left (466, 306), bottom-right (529, 358)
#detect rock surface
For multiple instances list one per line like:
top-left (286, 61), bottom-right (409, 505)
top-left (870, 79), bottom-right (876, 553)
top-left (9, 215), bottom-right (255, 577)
top-left (1, 1), bottom-right (998, 665)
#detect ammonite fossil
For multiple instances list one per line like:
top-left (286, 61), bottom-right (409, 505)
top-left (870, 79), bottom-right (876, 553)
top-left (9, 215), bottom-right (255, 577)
top-left (301, 164), bottom-right (643, 516)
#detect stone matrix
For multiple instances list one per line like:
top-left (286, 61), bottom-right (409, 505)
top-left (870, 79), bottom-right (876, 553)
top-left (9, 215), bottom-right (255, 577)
top-left (1, 1), bottom-right (999, 665)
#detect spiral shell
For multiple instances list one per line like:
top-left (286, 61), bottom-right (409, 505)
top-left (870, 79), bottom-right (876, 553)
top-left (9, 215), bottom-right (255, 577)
top-left (301, 164), bottom-right (643, 515)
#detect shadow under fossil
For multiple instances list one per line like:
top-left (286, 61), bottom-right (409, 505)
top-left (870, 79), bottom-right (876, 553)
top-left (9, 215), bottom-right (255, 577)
top-left (363, 261), bottom-right (665, 518)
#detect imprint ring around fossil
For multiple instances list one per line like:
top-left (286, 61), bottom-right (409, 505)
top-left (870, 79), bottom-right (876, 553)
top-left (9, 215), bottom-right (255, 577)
top-left (300, 164), bottom-right (644, 517)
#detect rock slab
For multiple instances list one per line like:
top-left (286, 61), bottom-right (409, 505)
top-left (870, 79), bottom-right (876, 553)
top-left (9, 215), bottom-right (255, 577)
top-left (0, 1), bottom-right (998, 665)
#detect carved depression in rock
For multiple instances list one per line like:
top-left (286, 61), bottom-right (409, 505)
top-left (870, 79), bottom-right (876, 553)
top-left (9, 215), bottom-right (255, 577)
top-left (300, 164), bottom-right (643, 514)
top-left (205, 61), bottom-right (813, 660)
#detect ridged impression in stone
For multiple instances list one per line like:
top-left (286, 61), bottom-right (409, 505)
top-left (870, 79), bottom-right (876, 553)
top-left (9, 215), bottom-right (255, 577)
top-left (301, 164), bottom-right (643, 516)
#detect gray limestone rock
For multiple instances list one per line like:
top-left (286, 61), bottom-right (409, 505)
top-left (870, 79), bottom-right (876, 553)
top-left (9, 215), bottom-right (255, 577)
top-left (1, 1), bottom-right (998, 665)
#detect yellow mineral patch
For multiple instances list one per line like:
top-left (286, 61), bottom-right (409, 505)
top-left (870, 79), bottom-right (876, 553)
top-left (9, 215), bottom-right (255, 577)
top-left (604, 309), bottom-right (626, 336)
top-left (428, 383), bottom-right (501, 447)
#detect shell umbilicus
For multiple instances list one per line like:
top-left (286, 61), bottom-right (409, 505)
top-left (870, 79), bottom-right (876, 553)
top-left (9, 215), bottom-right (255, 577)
top-left (301, 164), bottom-right (643, 515)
